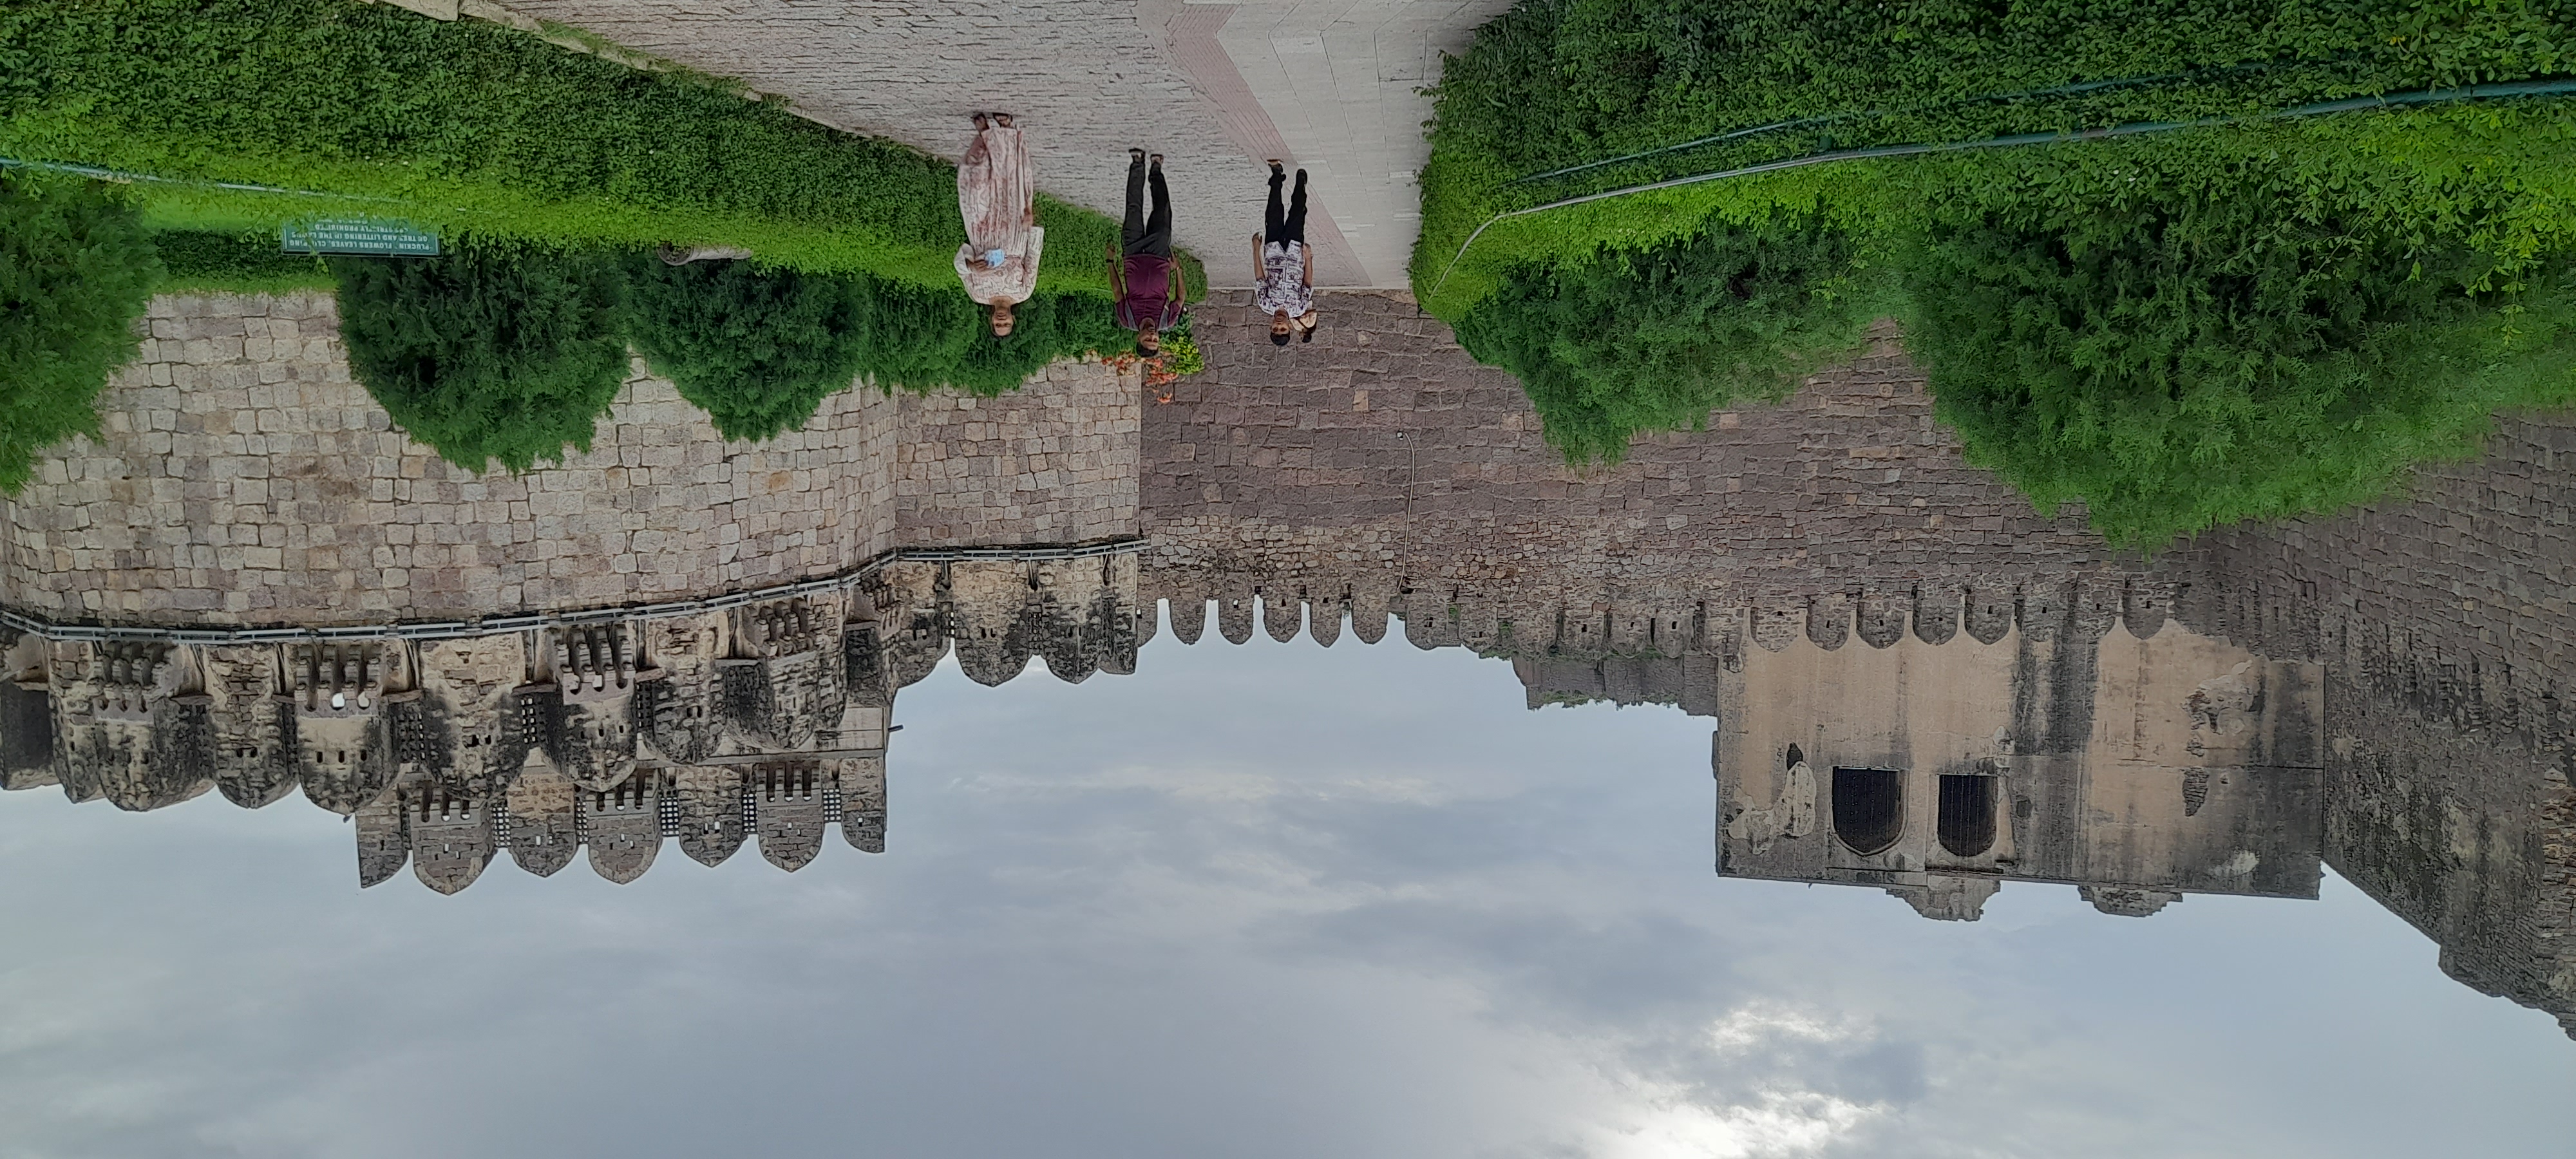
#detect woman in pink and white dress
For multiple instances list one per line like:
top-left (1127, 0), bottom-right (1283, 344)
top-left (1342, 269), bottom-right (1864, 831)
top-left (954, 112), bottom-right (1042, 337)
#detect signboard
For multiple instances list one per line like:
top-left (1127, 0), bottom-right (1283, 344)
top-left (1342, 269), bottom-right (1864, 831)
top-left (281, 218), bottom-right (440, 257)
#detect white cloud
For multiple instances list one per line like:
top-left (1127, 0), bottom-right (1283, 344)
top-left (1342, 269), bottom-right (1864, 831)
top-left (0, 632), bottom-right (2569, 1158)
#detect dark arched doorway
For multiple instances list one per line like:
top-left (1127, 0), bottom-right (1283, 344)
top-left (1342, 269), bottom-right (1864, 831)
top-left (1832, 768), bottom-right (1904, 854)
top-left (1937, 774), bottom-right (1997, 857)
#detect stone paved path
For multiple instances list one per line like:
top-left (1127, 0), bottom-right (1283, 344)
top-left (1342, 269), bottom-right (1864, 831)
top-left (1184, 1), bottom-right (1512, 286)
top-left (497, 0), bottom-right (1492, 288)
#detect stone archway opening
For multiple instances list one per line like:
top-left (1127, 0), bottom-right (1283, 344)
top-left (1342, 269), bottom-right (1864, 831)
top-left (1937, 773), bottom-right (1997, 857)
top-left (1832, 767), bottom-right (1904, 855)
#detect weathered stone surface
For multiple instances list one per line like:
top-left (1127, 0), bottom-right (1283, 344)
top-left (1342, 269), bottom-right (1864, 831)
top-left (5, 287), bottom-right (2573, 1047)
top-left (0, 292), bottom-right (1138, 627)
top-left (1146, 294), bottom-right (2151, 657)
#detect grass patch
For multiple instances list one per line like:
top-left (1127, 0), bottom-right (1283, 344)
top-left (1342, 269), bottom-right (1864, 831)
top-left (0, 0), bottom-right (1198, 296)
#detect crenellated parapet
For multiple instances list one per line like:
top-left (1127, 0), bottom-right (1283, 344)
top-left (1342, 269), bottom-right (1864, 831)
top-left (49, 640), bottom-right (214, 813)
top-left (1136, 563), bottom-right (2178, 674)
top-left (863, 554), bottom-right (1144, 689)
top-left (0, 549), bottom-right (1141, 891)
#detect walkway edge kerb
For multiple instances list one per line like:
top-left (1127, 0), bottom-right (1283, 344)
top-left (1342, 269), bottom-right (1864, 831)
top-left (2, 539), bottom-right (1148, 644)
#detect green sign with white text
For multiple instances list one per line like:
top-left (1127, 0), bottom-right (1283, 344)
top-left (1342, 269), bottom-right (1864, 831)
top-left (281, 218), bottom-right (440, 256)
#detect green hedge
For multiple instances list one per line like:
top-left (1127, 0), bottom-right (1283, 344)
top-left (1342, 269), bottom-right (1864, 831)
top-left (330, 245), bottom-right (630, 473)
top-left (328, 242), bottom-right (1134, 467)
top-left (0, 173), bottom-right (159, 491)
top-left (1453, 213), bottom-right (1892, 462)
top-left (623, 256), bottom-right (1132, 442)
top-left (0, 0), bottom-right (1187, 296)
top-left (152, 229), bottom-right (334, 293)
top-left (1416, 0), bottom-right (2576, 312)
top-left (1909, 142), bottom-right (2576, 545)
top-left (845, 274), bottom-right (1134, 396)
top-left (623, 256), bottom-right (875, 442)
top-left (1415, 0), bottom-right (2576, 543)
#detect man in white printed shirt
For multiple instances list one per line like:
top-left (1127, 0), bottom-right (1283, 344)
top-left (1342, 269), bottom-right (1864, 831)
top-left (1251, 162), bottom-right (1319, 345)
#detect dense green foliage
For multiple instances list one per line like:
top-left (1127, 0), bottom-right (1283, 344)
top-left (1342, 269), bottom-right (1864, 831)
top-left (152, 229), bottom-right (334, 292)
top-left (1908, 147), bottom-right (2576, 545)
top-left (1418, 0), bottom-right (2576, 307)
top-left (623, 258), bottom-right (873, 442)
top-left (331, 246), bottom-right (629, 473)
top-left (864, 278), bottom-right (1135, 395)
top-left (625, 256), bottom-right (1134, 440)
top-left (0, 174), bottom-right (160, 491)
top-left (0, 0), bottom-right (1172, 294)
top-left (355, 246), bottom-right (1136, 457)
top-left (1413, 0), bottom-right (2576, 542)
top-left (1454, 214), bottom-right (1887, 462)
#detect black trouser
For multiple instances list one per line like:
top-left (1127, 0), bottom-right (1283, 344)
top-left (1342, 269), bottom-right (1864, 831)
top-left (1122, 155), bottom-right (1172, 258)
top-left (1265, 168), bottom-right (1307, 247)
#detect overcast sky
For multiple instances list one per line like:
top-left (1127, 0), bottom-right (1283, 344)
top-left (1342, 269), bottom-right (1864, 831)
top-left (2, 623), bottom-right (2570, 1159)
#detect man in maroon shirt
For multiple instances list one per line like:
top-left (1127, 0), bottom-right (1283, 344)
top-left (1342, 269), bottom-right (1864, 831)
top-left (1109, 149), bottom-right (1186, 353)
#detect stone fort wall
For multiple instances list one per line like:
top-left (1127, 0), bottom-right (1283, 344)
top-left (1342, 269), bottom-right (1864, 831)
top-left (0, 292), bottom-right (1139, 628)
top-left (2168, 412), bottom-right (2576, 1041)
top-left (1141, 291), bottom-right (2154, 655)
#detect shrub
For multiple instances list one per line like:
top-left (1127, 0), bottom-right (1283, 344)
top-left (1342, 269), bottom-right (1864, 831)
top-left (1453, 214), bottom-right (1888, 462)
top-left (854, 275), bottom-right (1132, 396)
top-left (626, 256), bottom-right (1135, 438)
top-left (152, 229), bottom-right (333, 293)
top-left (1906, 149), bottom-right (2576, 545)
top-left (624, 256), bottom-right (871, 441)
top-left (0, 173), bottom-right (160, 491)
top-left (332, 245), bottom-right (629, 473)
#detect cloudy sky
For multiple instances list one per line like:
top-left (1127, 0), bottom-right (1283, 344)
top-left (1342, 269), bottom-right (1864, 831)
top-left (2, 625), bottom-right (2570, 1158)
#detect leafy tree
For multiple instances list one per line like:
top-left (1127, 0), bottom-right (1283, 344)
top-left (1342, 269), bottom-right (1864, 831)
top-left (1453, 214), bottom-right (1884, 462)
top-left (625, 257), bottom-right (871, 441)
top-left (0, 174), bottom-right (161, 492)
top-left (1906, 154), bottom-right (2576, 547)
top-left (332, 244), bottom-right (628, 473)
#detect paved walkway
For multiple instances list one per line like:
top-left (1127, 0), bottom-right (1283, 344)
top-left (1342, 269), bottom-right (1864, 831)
top-left (495, 0), bottom-right (1500, 288)
top-left (1179, 1), bottom-right (1511, 286)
